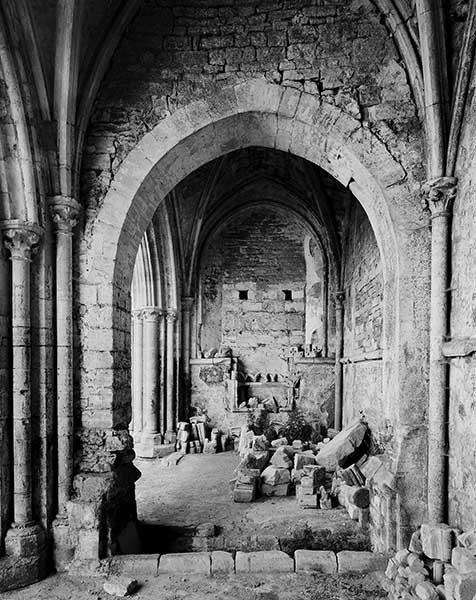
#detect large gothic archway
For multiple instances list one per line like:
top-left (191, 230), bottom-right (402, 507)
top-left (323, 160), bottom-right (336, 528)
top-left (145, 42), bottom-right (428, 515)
top-left (76, 79), bottom-right (430, 554)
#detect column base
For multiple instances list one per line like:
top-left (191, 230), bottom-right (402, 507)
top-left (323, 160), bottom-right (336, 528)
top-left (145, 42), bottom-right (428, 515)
top-left (0, 524), bottom-right (48, 592)
top-left (5, 522), bottom-right (46, 557)
top-left (135, 432), bottom-right (163, 458)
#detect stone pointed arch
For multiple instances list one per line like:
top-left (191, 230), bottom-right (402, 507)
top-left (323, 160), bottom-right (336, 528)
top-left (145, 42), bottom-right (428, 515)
top-left (77, 79), bottom-right (430, 548)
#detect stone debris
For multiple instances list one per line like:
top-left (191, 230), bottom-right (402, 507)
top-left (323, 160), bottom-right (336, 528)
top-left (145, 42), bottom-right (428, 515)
top-left (195, 523), bottom-right (216, 538)
top-left (421, 523), bottom-right (458, 562)
top-left (103, 576), bottom-right (139, 597)
top-left (261, 466), bottom-right (291, 486)
top-left (315, 419), bottom-right (368, 470)
top-left (270, 446), bottom-right (294, 469)
top-left (384, 524), bottom-right (476, 600)
top-left (211, 551), bottom-right (234, 574)
top-left (270, 437), bottom-right (288, 448)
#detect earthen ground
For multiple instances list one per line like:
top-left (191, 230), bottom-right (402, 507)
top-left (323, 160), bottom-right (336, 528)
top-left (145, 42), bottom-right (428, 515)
top-left (2, 572), bottom-right (387, 600)
top-left (135, 452), bottom-right (370, 554)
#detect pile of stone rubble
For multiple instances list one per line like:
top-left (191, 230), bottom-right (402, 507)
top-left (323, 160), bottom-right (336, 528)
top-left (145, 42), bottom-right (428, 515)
top-left (175, 417), bottom-right (231, 454)
top-left (383, 524), bottom-right (476, 600)
top-left (232, 418), bottom-right (372, 512)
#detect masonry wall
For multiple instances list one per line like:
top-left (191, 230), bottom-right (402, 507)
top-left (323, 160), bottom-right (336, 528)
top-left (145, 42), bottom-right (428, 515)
top-left (342, 200), bottom-right (384, 434)
top-left (200, 205), bottom-right (307, 376)
top-left (0, 255), bottom-right (10, 549)
top-left (81, 0), bottom-right (422, 216)
top-left (448, 68), bottom-right (476, 531)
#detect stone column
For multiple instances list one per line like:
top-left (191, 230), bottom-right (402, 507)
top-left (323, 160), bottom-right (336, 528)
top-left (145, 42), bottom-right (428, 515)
top-left (136, 307), bottom-right (162, 458)
top-left (165, 309), bottom-right (177, 443)
top-left (181, 296), bottom-right (194, 420)
top-left (334, 290), bottom-right (345, 431)
top-left (131, 309), bottom-right (143, 441)
top-left (159, 309), bottom-right (166, 436)
top-left (48, 196), bottom-right (80, 517)
top-left (2, 221), bottom-right (45, 554)
top-left (322, 263), bottom-right (329, 357)
top-left (424, 176), bottom-right (457, 523)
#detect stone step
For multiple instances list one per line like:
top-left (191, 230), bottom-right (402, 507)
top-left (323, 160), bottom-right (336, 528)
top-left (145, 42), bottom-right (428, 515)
top-left (103, 549), bottom-right (389, 578)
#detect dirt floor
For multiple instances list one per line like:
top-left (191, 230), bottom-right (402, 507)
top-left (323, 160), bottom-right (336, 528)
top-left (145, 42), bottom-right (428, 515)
top-left (2, 572), bottom-right (387, 600)
top-left (135, 452), bottom-right (370, 554)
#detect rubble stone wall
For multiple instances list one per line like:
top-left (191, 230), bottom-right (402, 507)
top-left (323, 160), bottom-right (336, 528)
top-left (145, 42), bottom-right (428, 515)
top-left (449, 69), bottom-right (476, 532)
top-left (81, 0), bottom-right (422, 213)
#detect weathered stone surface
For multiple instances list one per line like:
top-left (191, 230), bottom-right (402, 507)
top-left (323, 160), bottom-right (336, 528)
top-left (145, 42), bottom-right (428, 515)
top-left (109, 554), bottom-right (159, 577)
top-left (271, 447), bottom-right (294, 469)
top-left (103, 577), bottom-right (138, 597)
top-left (261, 466), bottom-right (291, 486)
top-left (414, 581), bottom-right (439, 600)
top-left (211, 551), bottom-right (234, 574)
top-left (452, 547), bottom-right (476, 574)
top-left (261, 482), bottom-right (290, 497)
top-left (315, 421), bottom-right (368, 470)
top-left (294, 453), bottom-right (316, 470)
top-left (421, 523), bottom-right (457, 562)
top-left (337, 551), bottom-right (388, 574)
top-left (235, 551), bottom-right (294, 573)
top-left (158, 552), bottom-right (211, 575)
top-left (295, 550), bottom-right (337, 573)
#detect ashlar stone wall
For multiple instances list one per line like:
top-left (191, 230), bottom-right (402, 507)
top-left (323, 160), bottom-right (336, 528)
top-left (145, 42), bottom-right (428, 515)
top-left (342, 200), bottom-right (384, 434)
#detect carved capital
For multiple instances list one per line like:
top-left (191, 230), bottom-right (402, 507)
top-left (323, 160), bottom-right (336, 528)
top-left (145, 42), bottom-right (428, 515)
top-left (141, 307), bottom-right (162, 321)
top-left (423, 177), bottom-right (458, 218)
top-left (48, 196), bottom-right (81, 232)
top-left (1, 221), bottom-right (43, 262)
top-left (166, 309), bottom-right (177, 323)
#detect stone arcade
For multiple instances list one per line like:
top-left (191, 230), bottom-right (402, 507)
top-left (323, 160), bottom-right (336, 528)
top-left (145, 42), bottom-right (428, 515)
top-left (0, 1), bottom-right (475, 598)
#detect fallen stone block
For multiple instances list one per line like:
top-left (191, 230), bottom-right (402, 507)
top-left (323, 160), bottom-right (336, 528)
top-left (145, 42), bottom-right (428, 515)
top-left (415, 581), bottom-right (439, 600)
top-left (297, 493), bottom-right (318, 509)
top-left (295, 550), bottom-right (337, 573)
top-left (296, 480), bottom-right (315, 495)
top-left (409, 529), bottom-right (424, 555)
top-left (236, 468), bottom-right (261, 485)
top-left (262, 482), bottom-right (290, 497)
top-left (294, 453), bottom-right (316, 470)
top-left (241, 450), bottom-right (269, 472)
top-left (458, 530), bottom-right (476, 554)
top-left (291, 468), bottom-right (304, 483)
top-left (103, 577), bottom-right (138, 597)
top-left (455, 573), bottom-right (476, 600)
top-left (234, 482), bottom-right (256, 503)
top-left (158, 552), bottom-right (211, 575)
top-left (385, 558), bottom-right (399, 579)
top-left (421, 523), bottom-right (458, 562)
top-left (235, 551), bottom-right (294, 573)
top-left (108, 554), bottom-right (159, 577)
top-left (303, 464), bottom-right (326, 486)
top-left (271, 446), bottom-right (294, 469)
top-left (452, 547), bottom-right (476, 574)
top-left (337, 551), bottom-right (388, 574)
top-left (211, 551), bottom-right (234, 574)
top-left (261, 466), bottom-right (291, 486)
top-left (315, 420), bottom-right (368, 470)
